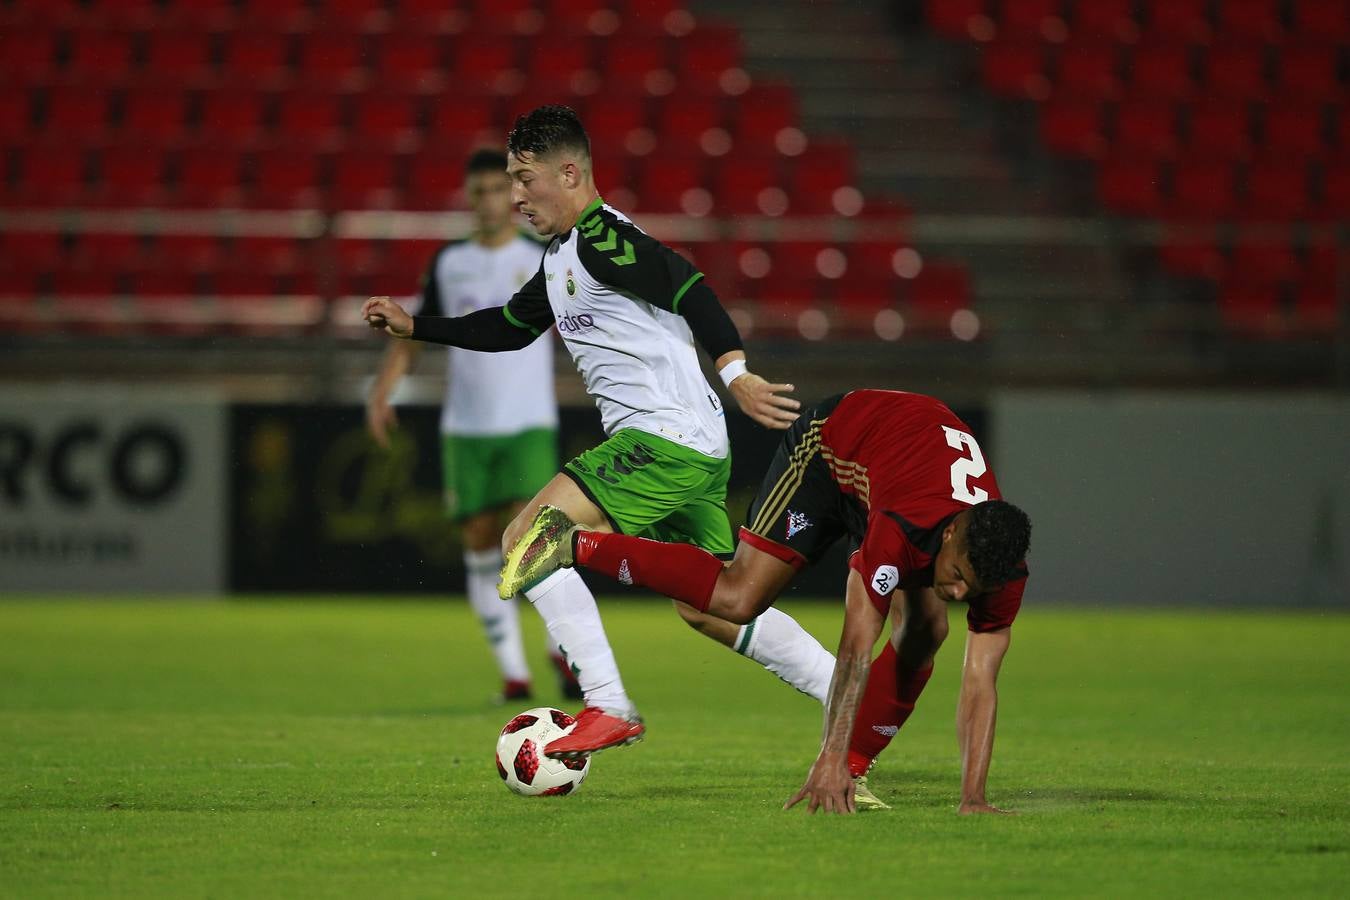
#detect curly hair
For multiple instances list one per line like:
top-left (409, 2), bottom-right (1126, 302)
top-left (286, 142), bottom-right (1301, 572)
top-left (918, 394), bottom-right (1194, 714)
top-left (964, 500), bottom-right (1031, 588)
top-left (506, 105), bottom-right (591, 162)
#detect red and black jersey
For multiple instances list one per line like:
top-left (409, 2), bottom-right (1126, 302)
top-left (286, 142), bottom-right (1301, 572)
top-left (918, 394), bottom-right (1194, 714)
top-left (741, 389), bottom-right (1026, 633)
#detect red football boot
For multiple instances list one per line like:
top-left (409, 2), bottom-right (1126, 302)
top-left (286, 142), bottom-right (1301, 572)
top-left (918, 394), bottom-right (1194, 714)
top-left (543, 706), bottom-right (645, 759)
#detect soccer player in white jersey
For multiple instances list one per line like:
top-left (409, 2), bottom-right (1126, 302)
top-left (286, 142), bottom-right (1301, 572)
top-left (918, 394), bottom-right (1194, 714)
top-left (366, 148), bottom-right (580, 704)
top-left (363, 106), bottom-right (836, 759)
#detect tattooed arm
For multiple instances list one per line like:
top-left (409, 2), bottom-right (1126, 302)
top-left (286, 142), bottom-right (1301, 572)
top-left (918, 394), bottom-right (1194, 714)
top-left (784, 568), bottom-right (886, 814)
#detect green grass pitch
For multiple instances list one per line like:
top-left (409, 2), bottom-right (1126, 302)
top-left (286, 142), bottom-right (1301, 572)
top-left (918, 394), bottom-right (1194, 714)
top-left (2, 599), bottom-right (1346, 897)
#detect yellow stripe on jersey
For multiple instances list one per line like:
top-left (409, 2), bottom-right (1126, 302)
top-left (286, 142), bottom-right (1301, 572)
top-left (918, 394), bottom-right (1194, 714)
top-left (750, 418), bottom-right (828, 536)
top-left (820, 447), bottom-right (871, 508)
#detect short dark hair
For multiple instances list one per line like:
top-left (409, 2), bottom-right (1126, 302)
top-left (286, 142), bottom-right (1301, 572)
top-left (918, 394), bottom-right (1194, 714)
top-left (964, 500), bottom-right (1031, 588)
top-left (465, 148), bottom-right (507, 175)
top-left (506, 105), bottom-right (591, 162)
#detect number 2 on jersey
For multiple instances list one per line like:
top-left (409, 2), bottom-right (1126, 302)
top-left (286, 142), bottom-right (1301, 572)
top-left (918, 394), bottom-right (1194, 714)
top-left (941, 425), bottom-right (989, 505)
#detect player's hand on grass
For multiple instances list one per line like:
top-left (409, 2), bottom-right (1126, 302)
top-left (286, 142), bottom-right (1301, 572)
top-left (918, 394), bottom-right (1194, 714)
top-left (365, 393), bottom-right (398, 449)
top-left (729, 372), bottom-right (800, 430)
top-left (784, 752), bottom-right (856, 815)
top-left (362, 296), bottom-right (414, 339)
top-left (958, 801), bottom-right (1015, 816)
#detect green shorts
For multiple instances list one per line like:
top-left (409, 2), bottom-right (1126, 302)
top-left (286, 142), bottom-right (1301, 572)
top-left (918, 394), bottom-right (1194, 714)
top-left (563, 428), bottom-right (734, 555)
top-left (441, 428), bottom-right (557, 521)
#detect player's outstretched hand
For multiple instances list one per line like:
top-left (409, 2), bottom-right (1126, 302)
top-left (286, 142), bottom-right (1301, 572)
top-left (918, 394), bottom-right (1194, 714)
top-left (729, 372), bottom-right (800, 430)
top-left (783, 755), bottom-right (856, 815)
top-left (362, 296), bottom-right (414, 339)
top-left (958, 801), bottom-right (1015, 816)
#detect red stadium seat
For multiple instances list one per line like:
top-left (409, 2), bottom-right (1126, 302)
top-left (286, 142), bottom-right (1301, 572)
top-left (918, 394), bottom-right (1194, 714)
top-left (1276, 45), bottom-right (1342, 102)
top-left (1098, 157), bottom-right (1165, 215)
top-left (95, 147), bottom-right (169, 206)
top-left (198, 91), bottom-right (269, 148)
top-left (65, 30), bottom-right (134, 83)
top-left (1229, 237), bottom-right (1300, 284)
top-left (220, 32), bottom-right (293, 88)
top-left (0, 91), bottom-right (33, 143)
top-left (317, 0), bottom-right (392, 33)
top-left (331, 153), bottom-right (400, 209)
top-left (834, 278), bottom-right (900, 316)
top-left (790, 142), bottom-right (856, 213)
top-left (373, 35), bottom-right (447, 93)
top-left (635, 153), bottom-right (706, 212)
top-left (164, 0), bottom-right (238, 29)
top-left (52, 271), bottom-right (121, 297)
top-left (142, 32), bottom-right (216, 86)
top-left (239, 0), bottom-right (312, 32)
top-left (43, 87), bottom-right (113, 144)
top-left (1040, 99), bottom-right (1107, 158)
top-left (386, 238), bottom-right (446, 292)
top-left (1129, 42), bottom-right (1195, 101)
top-left (351, 93), bottom-right (422, 152)
top-left (927, 0), bottom-right (993, 41)
top-left (1202, 43), bottom-right (1270, 101)
top-left (298, 34), bottom-right (368, 91)
top-left (907, 262), bottom-right (972, 327)
top-left (88, 0), bottom-right (160, 27)
top-left (1216, 0), bottom-right (1284, 42)
top-left (121, 90), bottom-right (191, 145)
top-left (450, 36), bottom-right (521, 90)
top-left (0, 231), bottom-right (65, 273)
top-left (175, 148), bottom-right (246, 206)
top-left (1217, 279), bottom-right (1283, 335)
top-left (542, 0), bottom-right (615, 35)
top-left (1052, 40), bottom-right (1121, 101)
top-left (469, 0), bottom-right (541, 34)
top-left (995, 0), bottom-right (1065, 40)
top-left (0, 31), bottom-right (58, 87)
top-left (713, 156), bottom-right (784, 215)
top-left (734, 83), bottom-right (797, 147)
top-left (253, 152), bottom-right (324, 208)
top-left (275, 93), bottom-right (346, 149)
top-left (1171, 160), bottom-right (1238, 218)
top-left (212, 271), bottom-right (281, 296)
top-left (600, 36), bottom-right (672, 88)
top-left (526, 41), bottom-right (596, 86)
top-left (1291, 0), bottom-right (1350, 42)
top-left (586, 96), bottom-right (650, 145)
top-left (1262, 104), bottom-right (1328, 160)
top-left (75, 232), bottom-right (144, 269)
top-left (13, 146), bottom-right (88, 206)
top-left (152, 234), bottom-right (228, 274)
top-left (1158, 225), bottom-right (1224, 279)
top-left (656, 95), bottom-right (726, 150)
top-left (1070, 0), bottom-right (1136, 42)
top-left (232, 235), bottom-right (307, 275)
top-left (676, 26), bottom-right (743, 93)
top-left (1140, 0), bottom-right (1211, 43)
top-left (393, 0), bottom-right (468, 34)
top-left (848, 241), bottom-right (916, 281)
top-left (980, 41), bottom-right (1049, 99)
top-left (406, 157), bottom-right (461, 210)
top-left (1242, 162), bottom-right (1312, 220)
top-left (426, 94), bottom-right (498, 148)
top-left (1186, 101), bottom-right (1253, 162)
top-left (1114, 100), bottom-right (1179, 159)
top-left (1292, 278), bottom-right (1338, 331)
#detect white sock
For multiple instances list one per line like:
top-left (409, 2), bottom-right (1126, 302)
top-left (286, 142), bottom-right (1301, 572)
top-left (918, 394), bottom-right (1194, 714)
top-left (525, 569), bottom-right (635, 717)
top-left (733, 606), bottom-right (835, 703)
top-left (465, 548), bottom-right (529, 683)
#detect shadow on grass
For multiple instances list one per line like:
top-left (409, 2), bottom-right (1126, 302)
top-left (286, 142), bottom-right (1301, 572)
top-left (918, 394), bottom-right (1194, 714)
top-left (1016, 786), bottom-right (1168, 803)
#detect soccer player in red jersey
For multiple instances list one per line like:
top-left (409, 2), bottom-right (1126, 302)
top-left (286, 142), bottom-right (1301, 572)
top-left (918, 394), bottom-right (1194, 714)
top-left (512, 390), bottom-right (1031, 813)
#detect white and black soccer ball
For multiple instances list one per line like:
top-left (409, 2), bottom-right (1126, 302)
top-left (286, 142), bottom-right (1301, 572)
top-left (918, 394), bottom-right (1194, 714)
top-left (495, 707), bottom-right (590, 796)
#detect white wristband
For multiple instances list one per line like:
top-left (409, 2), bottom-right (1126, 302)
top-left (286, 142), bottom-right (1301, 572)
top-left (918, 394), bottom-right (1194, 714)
top-left (718, 359), bottom-right (748, 388)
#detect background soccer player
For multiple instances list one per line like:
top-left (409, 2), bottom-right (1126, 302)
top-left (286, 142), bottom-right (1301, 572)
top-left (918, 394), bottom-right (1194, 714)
top-left (517, 390), bottom-right (1031, 813)
top-left (364, 105), bottom-right (829, 760)
top-left (365, 148), bottom-right (579, 704)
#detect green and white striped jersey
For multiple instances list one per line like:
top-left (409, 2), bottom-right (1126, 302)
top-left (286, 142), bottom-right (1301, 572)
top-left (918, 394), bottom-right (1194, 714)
top-left (504, 198), bottom-right (729, 459)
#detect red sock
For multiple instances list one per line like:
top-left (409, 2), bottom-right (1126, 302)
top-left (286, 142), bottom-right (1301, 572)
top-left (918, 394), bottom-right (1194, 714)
top-left (573, 531), bottom-right (723, 612)
top-left (847, 642), bottom-right (934, 777)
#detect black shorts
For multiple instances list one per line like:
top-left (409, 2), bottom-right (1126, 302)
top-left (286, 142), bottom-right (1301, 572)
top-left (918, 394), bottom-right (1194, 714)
top-left (740, 393), bottom-right (866, 568)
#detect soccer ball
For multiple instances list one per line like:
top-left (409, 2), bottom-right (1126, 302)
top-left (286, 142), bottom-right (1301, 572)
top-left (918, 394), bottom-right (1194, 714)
top-left (495, 707), bottom-right (590, 796)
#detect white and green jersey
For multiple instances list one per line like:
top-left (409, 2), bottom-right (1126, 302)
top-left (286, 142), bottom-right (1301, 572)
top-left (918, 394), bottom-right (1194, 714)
top-left (410, 234), bottom-right (558, 437)
top-left (502, 198), bottom-right (729, 459)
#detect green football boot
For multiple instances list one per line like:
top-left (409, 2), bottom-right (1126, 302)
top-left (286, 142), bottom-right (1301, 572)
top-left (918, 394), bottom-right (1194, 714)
top-left (498, 505), bottom-right (580, 599)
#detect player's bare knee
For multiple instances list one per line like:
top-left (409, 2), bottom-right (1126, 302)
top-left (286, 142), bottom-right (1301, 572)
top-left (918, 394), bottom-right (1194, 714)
top-left (898, 613), bottom-right (948, 663)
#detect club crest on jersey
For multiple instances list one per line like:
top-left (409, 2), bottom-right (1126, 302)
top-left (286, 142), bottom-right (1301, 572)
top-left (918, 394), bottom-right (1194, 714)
top-left (785, 510), bottom-right (812, 539)
top-left (565, 268), bottom-right (576, 297)
top-left (871, 565), bottom-right (900, 596)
